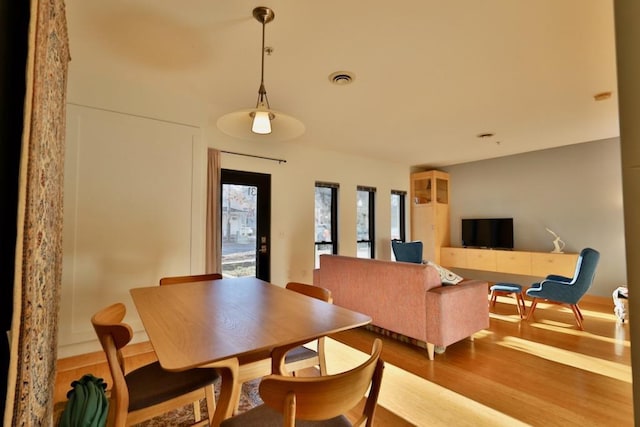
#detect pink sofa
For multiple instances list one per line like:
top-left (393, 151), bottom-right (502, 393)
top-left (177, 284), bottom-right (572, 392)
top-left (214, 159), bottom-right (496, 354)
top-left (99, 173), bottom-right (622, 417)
top-left (314, 255), bottom-right (489, 359)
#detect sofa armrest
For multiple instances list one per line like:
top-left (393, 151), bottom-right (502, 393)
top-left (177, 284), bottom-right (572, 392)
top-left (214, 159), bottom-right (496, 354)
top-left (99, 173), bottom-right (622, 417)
top-left (425, 280), bottom-right (489, 347)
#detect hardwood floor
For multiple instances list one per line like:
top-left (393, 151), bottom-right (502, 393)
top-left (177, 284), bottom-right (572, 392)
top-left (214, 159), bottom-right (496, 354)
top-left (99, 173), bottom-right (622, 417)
top-left (55, 295), bottom-right (632, 426)
top-left (333, 296), bottom-right (633, 426)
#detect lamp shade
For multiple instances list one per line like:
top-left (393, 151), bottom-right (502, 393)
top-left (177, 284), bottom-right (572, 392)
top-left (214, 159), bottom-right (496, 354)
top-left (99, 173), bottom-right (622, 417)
top-left (251, 110), bottom-right (272, 134)
top-left (217, 108), bottom-right (305, 142)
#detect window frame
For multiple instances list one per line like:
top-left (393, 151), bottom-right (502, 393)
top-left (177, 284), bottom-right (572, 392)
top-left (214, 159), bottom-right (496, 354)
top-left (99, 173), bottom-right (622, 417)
top-left (314, 182), bottom-right (339, 267)
top-left (356, 185), bottom-right (376, 259)
top-left (391, 190), bottom-right (407, 242)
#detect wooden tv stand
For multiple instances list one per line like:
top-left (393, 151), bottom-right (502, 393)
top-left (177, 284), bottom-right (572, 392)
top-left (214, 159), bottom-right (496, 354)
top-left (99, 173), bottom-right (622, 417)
top-left (440, 247), bottom-right (579, 278)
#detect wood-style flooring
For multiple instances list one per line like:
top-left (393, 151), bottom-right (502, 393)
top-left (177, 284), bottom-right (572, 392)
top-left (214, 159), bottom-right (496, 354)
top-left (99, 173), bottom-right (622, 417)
top-left (333, 295), bottom-right (633, 426)
top-left (55, 295), bottom-right (633, 426)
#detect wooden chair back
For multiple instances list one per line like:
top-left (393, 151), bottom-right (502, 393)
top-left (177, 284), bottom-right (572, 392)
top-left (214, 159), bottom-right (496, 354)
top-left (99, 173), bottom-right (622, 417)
top-left (285, 281), bottom-right (332, 303)
top-left (260, 338), bottom-right (384, 427)
top-left (159, 273), bottom-right (223, 286)
top-left (90, 303), bottom-right (133, 426)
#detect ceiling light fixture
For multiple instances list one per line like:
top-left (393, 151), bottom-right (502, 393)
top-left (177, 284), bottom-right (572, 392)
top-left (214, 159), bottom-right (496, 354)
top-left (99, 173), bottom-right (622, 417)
top-left (217, 6), bottom-right (305, 141)
top-left (329, 71), bottom-right (355, 85)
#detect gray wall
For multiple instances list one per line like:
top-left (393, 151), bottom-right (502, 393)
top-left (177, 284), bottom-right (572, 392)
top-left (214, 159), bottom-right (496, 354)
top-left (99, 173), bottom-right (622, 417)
top-left (442, 138), bottom-right (626, 297)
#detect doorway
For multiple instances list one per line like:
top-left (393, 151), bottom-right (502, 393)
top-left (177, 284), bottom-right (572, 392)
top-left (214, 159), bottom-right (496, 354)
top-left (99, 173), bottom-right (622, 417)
top-left (221, 169), bottom-right (271, 281)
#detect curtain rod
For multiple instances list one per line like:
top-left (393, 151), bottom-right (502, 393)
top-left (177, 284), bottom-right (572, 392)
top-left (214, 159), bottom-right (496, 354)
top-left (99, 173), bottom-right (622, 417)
top-left (220, 150), bottom-right (287, 164)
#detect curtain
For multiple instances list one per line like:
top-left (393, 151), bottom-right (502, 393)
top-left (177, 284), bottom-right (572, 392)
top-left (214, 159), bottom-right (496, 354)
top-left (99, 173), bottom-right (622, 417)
top-left (5, 0), bottom-right (70, 425)
top-left (205, 149), bottom-right (222, 273)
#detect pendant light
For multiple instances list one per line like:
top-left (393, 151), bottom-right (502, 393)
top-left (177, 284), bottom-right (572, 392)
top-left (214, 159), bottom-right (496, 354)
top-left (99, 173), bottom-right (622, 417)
top-left (217, 7), bottom-right (305, 141)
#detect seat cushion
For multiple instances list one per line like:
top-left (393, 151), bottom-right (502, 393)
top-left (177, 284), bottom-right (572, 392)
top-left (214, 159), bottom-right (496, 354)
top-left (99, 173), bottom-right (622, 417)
top-left (221, 404), bottom-right (351, 427)
top-left (285, 345), bottom-right (318, 364)
top-left (126, 361), bottom-right (219, 411)
top-left (491, 283), bottom-right (523, 293)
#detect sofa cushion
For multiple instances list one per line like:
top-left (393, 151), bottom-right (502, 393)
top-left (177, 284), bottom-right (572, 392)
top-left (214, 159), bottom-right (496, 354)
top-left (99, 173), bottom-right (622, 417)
top-left (427, 261), bottom-right (464, 285)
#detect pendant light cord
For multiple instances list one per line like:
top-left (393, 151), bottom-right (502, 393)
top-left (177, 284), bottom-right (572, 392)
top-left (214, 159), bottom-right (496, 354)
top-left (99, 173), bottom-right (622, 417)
top-left (256, 16), bottom-right (270, 108)
top-left (260, 18), bottom-right (265, 85)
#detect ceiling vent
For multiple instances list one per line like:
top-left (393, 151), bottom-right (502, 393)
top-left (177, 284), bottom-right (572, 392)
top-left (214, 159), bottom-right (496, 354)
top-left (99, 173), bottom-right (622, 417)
top-left (329, 71), bottom-right (355, 85)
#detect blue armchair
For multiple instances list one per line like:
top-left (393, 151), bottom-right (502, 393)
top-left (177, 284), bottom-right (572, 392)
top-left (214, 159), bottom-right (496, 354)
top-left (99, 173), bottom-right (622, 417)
top-left (391, 240), bottom-right (423, 264)
top-left (525, 247), bottom-right (600, 330)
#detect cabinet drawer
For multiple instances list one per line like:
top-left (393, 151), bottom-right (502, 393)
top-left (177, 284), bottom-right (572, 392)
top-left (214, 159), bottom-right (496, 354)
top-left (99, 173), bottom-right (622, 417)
top-left (530, 253), bottom-right (578, 278)
top-left (496, 251), bottom-right (532, 275)
top-left (440, 247), bottom-right (467, 268)
top-left (466, 249), bottom-right (497, 271)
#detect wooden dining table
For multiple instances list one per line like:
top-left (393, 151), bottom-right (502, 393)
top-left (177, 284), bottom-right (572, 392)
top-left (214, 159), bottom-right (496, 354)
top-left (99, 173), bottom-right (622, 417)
top-left (130, 276), bottom-right (371, 372)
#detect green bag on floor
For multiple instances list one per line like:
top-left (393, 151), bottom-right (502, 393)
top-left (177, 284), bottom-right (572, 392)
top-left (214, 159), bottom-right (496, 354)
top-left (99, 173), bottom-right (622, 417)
top-left (58, 374), bottom-right (109, 427)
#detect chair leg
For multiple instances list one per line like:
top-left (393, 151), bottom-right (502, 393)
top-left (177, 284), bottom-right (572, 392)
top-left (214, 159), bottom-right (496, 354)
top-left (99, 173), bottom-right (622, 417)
top-left (574, 304), bottom-right (584, 320)
top-left (489, 290), bottom-right (497, 307)
top-left (571, 304), bottom-right (584, 330)
top-left (513, 293), bottom-right (523, 318)
top-left (317, 337), bottom-right (328, 376)
top-left (526, 299), bottom-right (538, 320)
top-left (193, 400), bottom-right (201, 422)
top-left (518, 292), bottom-right (527, 317)
top-left (205, 384), bottom-right (215, 423)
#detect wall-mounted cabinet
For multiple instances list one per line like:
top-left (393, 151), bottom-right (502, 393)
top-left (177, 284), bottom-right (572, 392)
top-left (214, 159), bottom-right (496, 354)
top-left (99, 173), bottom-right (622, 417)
top-left (440, 247), bottom-right (578, 278)
top-left (410, 170), bottom-right (450, 263)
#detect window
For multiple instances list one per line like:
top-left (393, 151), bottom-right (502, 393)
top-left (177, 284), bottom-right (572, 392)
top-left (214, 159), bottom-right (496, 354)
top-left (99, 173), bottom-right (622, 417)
top-left (357, 186), bottom-right (376, 258)
top-left (391, 190), bottom-right (406, 241)
top-left (390, 190), bottom-right (406, 261)
top-left (315, 182), bottom-right (338, 268)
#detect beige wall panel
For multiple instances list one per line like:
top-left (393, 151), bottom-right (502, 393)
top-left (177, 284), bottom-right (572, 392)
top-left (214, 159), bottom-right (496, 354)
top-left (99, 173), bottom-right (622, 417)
top-left (59, 105), bottom-right (202, 357)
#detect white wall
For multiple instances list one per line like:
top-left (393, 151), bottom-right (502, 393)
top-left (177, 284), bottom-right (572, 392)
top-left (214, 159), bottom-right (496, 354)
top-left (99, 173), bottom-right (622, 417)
top-left (441, 138), bottom-right (626, 296)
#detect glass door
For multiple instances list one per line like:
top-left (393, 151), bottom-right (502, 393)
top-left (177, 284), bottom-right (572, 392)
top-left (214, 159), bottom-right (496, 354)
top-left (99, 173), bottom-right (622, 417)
top-left (221, 169), bottom-right (271, 281)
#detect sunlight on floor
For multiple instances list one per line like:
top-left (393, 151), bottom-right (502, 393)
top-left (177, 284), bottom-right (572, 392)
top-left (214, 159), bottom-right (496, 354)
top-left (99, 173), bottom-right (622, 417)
top-left (325, 338), bottom-right (527, 427)
top-left (489, 312), bottom-right (524, 323)
top-left (497, 336), bottom-right (632, 383)
top-left (472, 329), bottom-right (494, 339)
top-left (531, 321), bottom-right (631, 348)
top-left (527, 300), bottom-right (618, 321)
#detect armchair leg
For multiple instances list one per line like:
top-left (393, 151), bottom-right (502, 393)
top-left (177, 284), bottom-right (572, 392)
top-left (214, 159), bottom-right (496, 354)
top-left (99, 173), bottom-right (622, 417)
top-left (526, 299), bottom-right (538, 320)
top-left (517, 292), bottom-right (527, 318)
top-left (570, 304), bottom-right (584, 330)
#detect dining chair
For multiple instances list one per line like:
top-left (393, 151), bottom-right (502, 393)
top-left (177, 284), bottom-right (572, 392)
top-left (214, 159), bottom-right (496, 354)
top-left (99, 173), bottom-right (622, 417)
top-left (525, 247), bottom-right (600, 330)
top-left (91, 302), bottom-right (238, 426)
top-left (159, 272), bottom-right (223, 285)
top-left (283, 282), bottom-right (333, 376)
top-left (220, 338), bottom-right (384, 427)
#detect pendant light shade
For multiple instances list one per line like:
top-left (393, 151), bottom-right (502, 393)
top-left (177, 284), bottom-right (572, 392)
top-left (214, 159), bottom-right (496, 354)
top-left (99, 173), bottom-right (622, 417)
top-left (217, 6), bottom-right (305, 142)
top-left (251, 110), bottom-right (272, 134)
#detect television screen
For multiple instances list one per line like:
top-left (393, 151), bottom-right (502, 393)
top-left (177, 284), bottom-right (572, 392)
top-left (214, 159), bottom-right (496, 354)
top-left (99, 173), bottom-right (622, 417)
top-left (461, 218), bottom-right (514, 249)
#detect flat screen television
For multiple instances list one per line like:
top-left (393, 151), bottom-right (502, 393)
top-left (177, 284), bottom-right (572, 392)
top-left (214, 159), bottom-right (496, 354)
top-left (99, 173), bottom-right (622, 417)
top-left (461, 218), bottom-right (514, 250)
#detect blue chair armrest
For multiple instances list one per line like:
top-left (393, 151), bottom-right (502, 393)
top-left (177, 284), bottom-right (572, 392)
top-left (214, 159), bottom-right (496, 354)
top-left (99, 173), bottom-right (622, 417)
top-left (526, 278), bottom-right (577, 304)
top-left (545, 274), bottom-right (572, 282)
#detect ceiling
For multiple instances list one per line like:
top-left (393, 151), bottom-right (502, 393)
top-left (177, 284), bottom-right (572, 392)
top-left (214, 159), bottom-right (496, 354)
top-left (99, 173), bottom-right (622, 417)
top-left (65, 0), bottom-right (619, 168)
